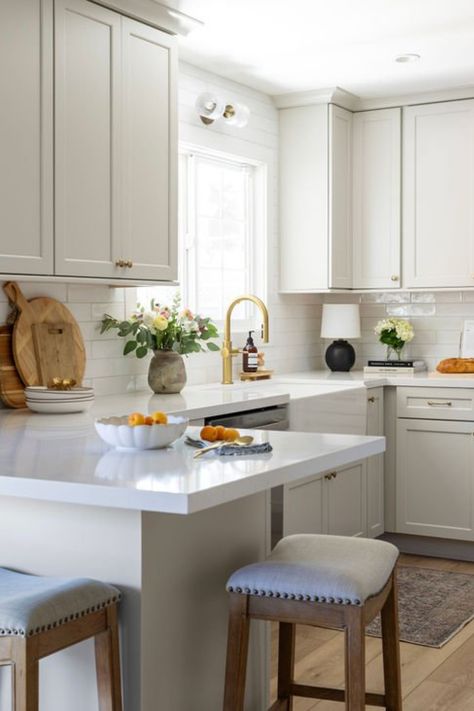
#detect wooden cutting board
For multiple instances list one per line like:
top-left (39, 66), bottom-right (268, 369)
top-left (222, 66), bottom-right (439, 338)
top-left (32, 322), bottom-right (79, 385)
top-left (3, 282), bottom-right (86, 386)
top-left (0, 325), bottom-right (26, 408)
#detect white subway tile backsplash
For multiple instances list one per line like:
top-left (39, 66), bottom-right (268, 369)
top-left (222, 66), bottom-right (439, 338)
top-left (386, 304), bottom-right (436, 317)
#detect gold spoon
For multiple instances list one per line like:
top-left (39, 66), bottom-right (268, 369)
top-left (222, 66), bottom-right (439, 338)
top-left (193, 435), bottom-right (254, 459)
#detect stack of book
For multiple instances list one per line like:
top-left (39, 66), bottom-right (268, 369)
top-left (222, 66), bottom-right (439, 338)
top-left (364, 360), bottom-right (427, 374)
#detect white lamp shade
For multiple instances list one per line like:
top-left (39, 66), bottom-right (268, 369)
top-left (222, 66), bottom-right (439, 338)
top-left (321, 304), bottom-right (361, 339)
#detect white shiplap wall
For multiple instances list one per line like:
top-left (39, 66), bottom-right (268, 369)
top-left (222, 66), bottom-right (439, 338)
top-left (1, 62), bottom-right (322, 397)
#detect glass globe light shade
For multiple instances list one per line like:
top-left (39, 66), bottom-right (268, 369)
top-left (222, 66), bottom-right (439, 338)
top-left (195, 93), bottom-right (225, 123)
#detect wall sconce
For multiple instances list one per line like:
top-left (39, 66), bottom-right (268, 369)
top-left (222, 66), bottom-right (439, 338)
top-left (195, 92), bottom-right (250, 128)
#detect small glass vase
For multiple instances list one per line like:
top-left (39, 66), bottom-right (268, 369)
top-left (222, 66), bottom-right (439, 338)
top-left (148, 350), bottom-right (187, 394)
top-left (386, 345), bottom-right (404, 361)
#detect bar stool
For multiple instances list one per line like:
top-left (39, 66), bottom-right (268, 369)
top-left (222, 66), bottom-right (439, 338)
top-left (0, 567), bottom-right (122, 711)
top-left (223, 534), bottom-right (402, 711)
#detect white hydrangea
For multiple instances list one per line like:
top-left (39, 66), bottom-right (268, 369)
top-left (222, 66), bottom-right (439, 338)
top-left (374, 318), bottom-right (414, 343)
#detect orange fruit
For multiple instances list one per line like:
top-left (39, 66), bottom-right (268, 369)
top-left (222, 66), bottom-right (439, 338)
top-left (215, 425), bottom-right (226, 440)
top-left (151, 411), bottom-right (168, 425)
top-left (128, 412), bottom-right (145, 426)
top-left (200, 425), bottom-right (218, 442)
top-left (144, 416), bottom-right (154, 426)
top-left (223, 428), bottom-right (240, 442)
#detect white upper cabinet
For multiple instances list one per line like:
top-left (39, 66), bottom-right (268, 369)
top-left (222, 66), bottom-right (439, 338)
top-left (403, 99), bottom-right (474, 288)
top-left (121, 18), bottom-right (177, 282)
top-left (55, 0), bottom-right (121, 278)
top-left (0, 0), bottom-right (53, 275)
top-left (329, 105), bottom-right (353, 288)
top-left (352, 108), bottom-right (401, 289)
top-left (54, 0), bottom-right (177, 281)
top-left (279, 103), bottom-right (352, 292)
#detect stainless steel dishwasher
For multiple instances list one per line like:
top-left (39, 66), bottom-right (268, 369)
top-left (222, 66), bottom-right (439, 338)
top-left (204, 404), bottom-right (289, 431)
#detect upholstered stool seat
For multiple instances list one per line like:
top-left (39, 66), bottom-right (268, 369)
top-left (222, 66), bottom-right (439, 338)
top-left (227, 534), bottom-right (399, 605)
top-left (0, 567), bottom-right (122, 711)
top-left (0, 567), bottom-right (120, 638)
top-left (223, 534), bottom-right (402, 711)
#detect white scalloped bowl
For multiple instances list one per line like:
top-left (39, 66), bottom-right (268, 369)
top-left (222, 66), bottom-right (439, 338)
top-left (95, 415), bottom-right (188, 450)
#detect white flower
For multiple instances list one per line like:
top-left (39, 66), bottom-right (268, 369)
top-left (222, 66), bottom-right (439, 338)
top-left (374, 318), bottom-right (414, 343)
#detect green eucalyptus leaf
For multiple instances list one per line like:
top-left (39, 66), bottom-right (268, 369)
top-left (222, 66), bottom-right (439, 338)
top-left (136, 346), bottom-right (148, 358)
top-left (207, 341), bottom-right (220, 352)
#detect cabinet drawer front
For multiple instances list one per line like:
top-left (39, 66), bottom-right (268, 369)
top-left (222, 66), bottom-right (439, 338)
top-left (397, 387), bottom-right (474, 420)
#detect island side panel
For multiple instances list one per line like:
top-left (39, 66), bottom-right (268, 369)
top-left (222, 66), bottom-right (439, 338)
top-left (141, 491), bottom-right (270, 711)
top-left (0, 498), bottom-right (141, 711)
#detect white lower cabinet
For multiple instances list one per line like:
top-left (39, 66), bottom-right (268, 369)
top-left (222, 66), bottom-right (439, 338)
top-left (396, 418), bottom-right (474, 541)
top-left (367, 388), bottom-right (385, 538)
top-left (283, 462), bottom-right (367, 538)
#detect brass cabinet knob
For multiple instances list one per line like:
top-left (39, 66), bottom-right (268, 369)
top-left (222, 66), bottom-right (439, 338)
top-left (126, 260), bottom-right (133, 268)
top-left (115, 259), bottom-right (125, 268)
top-left (390, 275), bottom-right (399, 282)
top-left (368, 396), bottom-right (375, 403)
top-left (324, 472), bottom-right (337, 480)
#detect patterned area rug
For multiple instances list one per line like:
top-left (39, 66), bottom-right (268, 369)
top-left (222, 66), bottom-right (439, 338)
top-left (367, 565), bottom-right (474, 648)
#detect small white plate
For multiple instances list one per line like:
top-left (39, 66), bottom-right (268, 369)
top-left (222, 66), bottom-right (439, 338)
top-left (26, 400), bottom-right (94, 414)
top-left (25, 386), bottom-right (94, 400)
top-left (95, 415), bottom-right (188, 450)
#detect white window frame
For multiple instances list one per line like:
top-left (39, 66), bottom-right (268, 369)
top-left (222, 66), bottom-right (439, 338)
top-left (179, 142), bottom-right (267, 334)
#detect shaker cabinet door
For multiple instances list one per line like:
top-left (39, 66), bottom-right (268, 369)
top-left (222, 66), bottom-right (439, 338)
top-left (324, 463), bottom-right (367, 538)
top-left (403, 99), bottom-right (474, 288)
top-left (0, 0), bottom-right (53, 275)
top-left (366, 388), bottom-right (385, 538)
top-left (396, 418), bottom-right (474, 540)
top-left (120, 19), bottom-right (178, 282)
top-left (54, 0), bottom-right (121, 278)
top-left (352, 108), bottom-right (401, 289)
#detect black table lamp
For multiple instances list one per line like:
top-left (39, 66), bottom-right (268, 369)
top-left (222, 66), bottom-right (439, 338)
top-left (321, 304), bottom-right (361, 372)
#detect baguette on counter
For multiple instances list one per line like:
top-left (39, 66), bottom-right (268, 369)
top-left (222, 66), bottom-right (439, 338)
top-left (436, 358), bottom-right (474, 373)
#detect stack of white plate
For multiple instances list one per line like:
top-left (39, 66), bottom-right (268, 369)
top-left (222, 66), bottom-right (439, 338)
top-left (25, 386), bottom-right (95, 414)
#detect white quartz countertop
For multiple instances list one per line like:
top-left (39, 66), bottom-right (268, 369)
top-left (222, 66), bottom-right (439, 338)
top-left (0, 416), bottom-right (384, 513)
top-left (275, 370), bottom-right (474, 389)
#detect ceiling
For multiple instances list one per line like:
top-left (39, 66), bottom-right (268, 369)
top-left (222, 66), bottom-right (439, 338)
top-left (170, 0), bottom-right (474, 99)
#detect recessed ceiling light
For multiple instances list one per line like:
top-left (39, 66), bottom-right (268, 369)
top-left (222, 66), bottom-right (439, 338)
top-left (395, 53), bottom-right (421, 64)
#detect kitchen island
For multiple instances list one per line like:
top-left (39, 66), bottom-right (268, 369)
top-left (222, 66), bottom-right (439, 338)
top-left (0, 405), bottom-right (384, 711)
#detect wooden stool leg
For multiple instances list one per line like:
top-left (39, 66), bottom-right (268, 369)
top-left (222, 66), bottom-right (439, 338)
top-left (223, 593), bottom-right (250, 711)
top-left (381, 573), bottom-right (403, 711)
top-left (11, 638), bottom-right (39, 711)
top-left (95, 605), bottom-right (123, 711)
top-left (344, 607), bottom-right (365, 711)
top-left (277, 622), bottom-right (295, 710)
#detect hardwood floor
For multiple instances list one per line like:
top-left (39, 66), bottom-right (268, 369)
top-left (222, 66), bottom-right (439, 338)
top-left (270, 554), bottom-right (474, 710)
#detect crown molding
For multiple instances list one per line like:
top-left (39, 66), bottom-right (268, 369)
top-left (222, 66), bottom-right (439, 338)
top-left (272, 87), bottom-right (359, 111)
top-left (354, 85), bottom-right (474, 110)
top-left (94, 0), bottom-right (203, 35)
top-left (273, 84), bottom-right (474, 112)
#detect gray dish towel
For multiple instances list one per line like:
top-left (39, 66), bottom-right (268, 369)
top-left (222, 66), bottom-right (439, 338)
top-left (214, 442), bottom-right (273, 456)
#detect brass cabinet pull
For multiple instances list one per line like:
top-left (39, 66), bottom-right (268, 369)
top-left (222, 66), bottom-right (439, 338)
top-left (115, 259), bottom-right (126, 268)
top-left (427, 400), bottom-right (452, 406)
top-left (391, 275), bottom-right (399, 281)
top-left (324, 472), bottom-right (337, 480)
top-left (115, 259), bottom-right (133, 268)
top-left (368, 396), bottom-right (375, 403)
top-left (126, 260), bottom-right (133, 268)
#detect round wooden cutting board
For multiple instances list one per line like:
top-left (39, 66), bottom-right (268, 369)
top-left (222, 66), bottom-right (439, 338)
top-left (3, 282), bottom-right (86, 386)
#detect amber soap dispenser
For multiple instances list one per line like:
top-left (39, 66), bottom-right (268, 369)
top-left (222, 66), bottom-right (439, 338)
top-left (242, 330), bottom-right (258, 372)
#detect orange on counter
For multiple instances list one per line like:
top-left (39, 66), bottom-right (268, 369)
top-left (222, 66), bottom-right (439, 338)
top-left (128, 412), bottom-right (146, 426)
top-left (223, 428), bottom-right (240, 442)
top-left (215, 425), bottom-right (226, 440)
top-left (200, 425), bottom-right (218, 442)
top-left (151, 410), bottom-right (168, 425)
